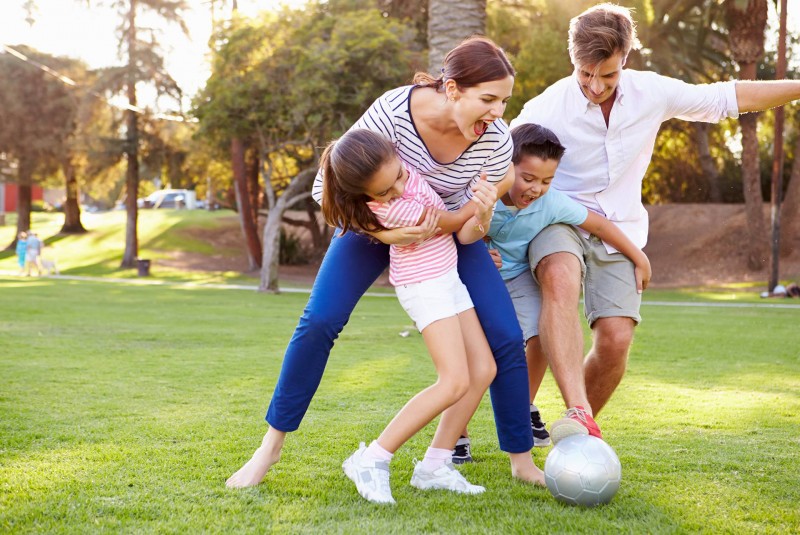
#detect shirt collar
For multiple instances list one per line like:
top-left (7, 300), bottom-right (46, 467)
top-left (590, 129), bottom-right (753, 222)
top-left (495, 197), bottom-right (545, 215)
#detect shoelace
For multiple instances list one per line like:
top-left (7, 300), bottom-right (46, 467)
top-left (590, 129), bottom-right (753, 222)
top-left (563, 407), bottom-right (589, 424)
top-left (531, 411), bottom-right (546, 427)
top-left (439, 463), bottom-right (475, 490)
top-left (374, 464), bottom-right (391, 496)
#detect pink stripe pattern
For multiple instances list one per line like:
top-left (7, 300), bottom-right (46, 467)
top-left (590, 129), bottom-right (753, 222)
top-left (368, 165), bottom-right (457, 286)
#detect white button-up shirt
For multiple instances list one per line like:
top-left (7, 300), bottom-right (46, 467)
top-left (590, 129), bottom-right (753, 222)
top-left (510, 69), bottom-right (739, 252)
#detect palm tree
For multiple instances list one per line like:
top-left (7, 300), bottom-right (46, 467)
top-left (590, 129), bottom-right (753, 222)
top-left (725, 0), bottom-right (769, 271)
top-left (427, 0), bottom-right (486, 72)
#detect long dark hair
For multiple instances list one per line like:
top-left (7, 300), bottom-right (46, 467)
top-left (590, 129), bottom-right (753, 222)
top-left (321, 129), bottom-right (396, 236)
top-left (413, 36), bottom-right (515, 91)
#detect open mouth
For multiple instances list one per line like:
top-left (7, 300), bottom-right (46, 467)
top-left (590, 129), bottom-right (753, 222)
top-left (473, 120), bottom-right (489, 136)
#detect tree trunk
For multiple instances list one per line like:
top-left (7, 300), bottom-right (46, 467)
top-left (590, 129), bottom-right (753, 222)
top-left (259, 207), bottom-right (283, 293)
top-left (120, 0), bottom-right (140, 269)
top-left (258, 168), bottom-right (317, 292)
top-left (427, 0), bottom-right (486, 72)
top-left (739, 110), bottom-right (768, 270)
top-left (768, 0), bottom-right (788, 290)
top-left (246, 150), bottom-right (261, 224)
top-left (60, 156), bottom-right (87, 234)
top-left (11, 157), bottom-right (34, 250)
top-left (305, 197), bottom-right (327, 251)
top-left (231, 137), bottom-right (262, 270)
top-left (726, 0), bottom-right (768, 270)
top-left (780, 132), bottom-right (800, 257)
top-left (694, 123), bottom-right (722, 203)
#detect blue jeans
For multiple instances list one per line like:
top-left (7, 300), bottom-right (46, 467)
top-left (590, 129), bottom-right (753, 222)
top-left (266, 231), bottom-right (533, 453)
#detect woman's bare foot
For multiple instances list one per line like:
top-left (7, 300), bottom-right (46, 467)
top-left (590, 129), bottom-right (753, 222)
top-left (509, 451), bottom-right (546, 486)
top-left (226, 427), bottom-right (286, 488)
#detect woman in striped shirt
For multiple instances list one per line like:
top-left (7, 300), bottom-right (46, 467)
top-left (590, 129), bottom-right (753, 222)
top-left (322, 128), bottom-right (496, 503)
top-left (227, 37), bottom-right (545, 490)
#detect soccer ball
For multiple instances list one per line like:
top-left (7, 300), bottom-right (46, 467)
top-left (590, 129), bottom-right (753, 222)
top-left (544, 435), bottom-right (621, 507)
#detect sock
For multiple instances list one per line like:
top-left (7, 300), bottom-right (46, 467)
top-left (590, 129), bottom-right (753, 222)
top-left (364, 440), bottom-right (394, 463)
top-left (420, 447), bottom-right (452, 472)
top-left (530, 403), bottom-right (539, 412)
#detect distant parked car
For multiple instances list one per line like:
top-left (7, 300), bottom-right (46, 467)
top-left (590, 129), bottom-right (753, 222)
top-left (137, 189), bottom-right (198, 209)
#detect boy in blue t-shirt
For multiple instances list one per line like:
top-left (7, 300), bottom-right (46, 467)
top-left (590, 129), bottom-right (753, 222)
top-left (486, 123), bottom-right (651, 446)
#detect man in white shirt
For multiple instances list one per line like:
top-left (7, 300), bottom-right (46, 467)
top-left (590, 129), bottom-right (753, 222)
top-left (509, 3), bottom-right (800, 442)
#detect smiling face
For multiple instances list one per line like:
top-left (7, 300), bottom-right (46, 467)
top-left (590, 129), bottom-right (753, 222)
top-left (504, 155), bottom-right (559, 209)
top-left (446, 75), bottom-right (514, 141)
top-left (575, 52), bottom-right (625, 105)
top-left (364, 156), bottom-right (408, 203)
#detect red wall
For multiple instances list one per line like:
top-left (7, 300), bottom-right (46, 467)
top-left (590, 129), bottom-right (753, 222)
top-left (3, 183), bottom-right (44, 212)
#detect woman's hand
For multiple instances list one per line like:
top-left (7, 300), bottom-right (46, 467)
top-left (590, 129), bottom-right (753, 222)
top-left (368, 208), bottom-right (441, 246)
top-left (470, 173), bottom-right (498, 221)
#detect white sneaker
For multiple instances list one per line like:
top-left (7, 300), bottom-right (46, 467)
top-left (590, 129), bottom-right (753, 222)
top-left (410, 460), bottom-right (485, 494)
top-left (342, 442), bottom-right (395, 504)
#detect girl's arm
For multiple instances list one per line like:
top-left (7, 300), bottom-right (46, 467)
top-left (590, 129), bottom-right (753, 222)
top-left (366, 209), bottom-right (441, 245)
top-left (368, 171), bottom-right (502, 245)
top-left (366, 204), bottom-right (473, 245)
top-left (579, 212), bottom-right (652, 292)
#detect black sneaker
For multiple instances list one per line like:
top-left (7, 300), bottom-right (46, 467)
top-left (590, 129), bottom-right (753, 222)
top-left (451, 435), bottom-right (473, 464)
top-left (531, 405), bottom-right (551, 447)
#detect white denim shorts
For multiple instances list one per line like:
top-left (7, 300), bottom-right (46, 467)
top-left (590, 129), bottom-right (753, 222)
top-left (395, 267), bottom-right (474, 332)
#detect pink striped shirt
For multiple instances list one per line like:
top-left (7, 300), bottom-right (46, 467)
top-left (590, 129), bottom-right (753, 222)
top-left (368, 165), bottom-right (457, 286)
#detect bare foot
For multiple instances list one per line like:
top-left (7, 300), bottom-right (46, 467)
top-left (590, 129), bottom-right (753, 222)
top-left (226, 427), bottom-right (286, 488)
top-left (509, 451), bottom-right (546, 487)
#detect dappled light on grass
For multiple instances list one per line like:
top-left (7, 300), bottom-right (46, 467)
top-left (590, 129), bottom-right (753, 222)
top-left (1, 279), bottom-right (798, 532)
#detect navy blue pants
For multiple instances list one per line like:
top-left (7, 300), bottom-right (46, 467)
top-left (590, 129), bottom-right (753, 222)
top-left (265, 231), bottom-right (533, 453)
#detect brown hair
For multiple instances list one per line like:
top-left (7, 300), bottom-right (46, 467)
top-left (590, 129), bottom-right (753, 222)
top-left (510, 124), bottom-right (566, 165)
top-left (413, 36), bottom-right (515, 91)
top-left (568, 3), bottom-right (640, 68)
top-left (321, 129), bottom-right (396, 236)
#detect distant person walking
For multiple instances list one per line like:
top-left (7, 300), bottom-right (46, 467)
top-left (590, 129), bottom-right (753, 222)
top-left (15, 231), bottom-right (28, 275)
top-left (25, 232), bottom-right (42, 277)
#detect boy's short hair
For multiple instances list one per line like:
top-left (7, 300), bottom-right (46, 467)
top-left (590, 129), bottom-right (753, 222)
top-left (511, 124), bottom-right (566, 165)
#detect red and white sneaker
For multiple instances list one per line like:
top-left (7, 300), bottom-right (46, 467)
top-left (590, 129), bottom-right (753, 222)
top-left (550, 406), bottom-right (603, 444)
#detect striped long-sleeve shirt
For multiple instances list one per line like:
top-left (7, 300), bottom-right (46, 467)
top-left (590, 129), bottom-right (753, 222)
top-left (368, 166), bottom-right (457, 286)
top-left (312, 85), bottom-right (513, 211)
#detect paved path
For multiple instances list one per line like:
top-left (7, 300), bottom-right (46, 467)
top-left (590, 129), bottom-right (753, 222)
top-left (3, 272), bottom-right (799, 309)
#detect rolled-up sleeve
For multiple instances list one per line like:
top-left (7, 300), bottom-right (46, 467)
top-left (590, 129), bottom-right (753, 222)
top-left (663, 77), bottom-right (739, 123)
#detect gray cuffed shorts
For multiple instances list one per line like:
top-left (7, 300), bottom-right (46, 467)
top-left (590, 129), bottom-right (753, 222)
top-left (528, 224), bottom-right (642, 326)
top-left (505, 269), bottom-right (542, 342)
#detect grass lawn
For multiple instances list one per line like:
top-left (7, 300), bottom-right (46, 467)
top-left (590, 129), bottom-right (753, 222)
top-left (1, 277), bottom-right (798, 533)
top-left (0, 211), bottom-right (257, 286)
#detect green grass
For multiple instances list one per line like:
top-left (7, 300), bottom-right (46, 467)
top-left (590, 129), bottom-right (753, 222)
top-left (1, 278), bottom-right (798, 533)
top-left (0, 211), bottom-right (257, 285)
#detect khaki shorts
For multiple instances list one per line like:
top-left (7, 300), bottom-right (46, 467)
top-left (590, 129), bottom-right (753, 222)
top-left (528, 224), bottom-right (641, 326)
top-left (505, 269), bottom-right (542, 342)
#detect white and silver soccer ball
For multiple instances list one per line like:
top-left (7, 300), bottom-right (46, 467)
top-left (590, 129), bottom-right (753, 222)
top-left (544, 435), bottom-right (621, 507)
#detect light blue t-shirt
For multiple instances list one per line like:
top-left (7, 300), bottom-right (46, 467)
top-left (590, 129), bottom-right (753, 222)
top-left (487, 189), bottom-right (588, 280)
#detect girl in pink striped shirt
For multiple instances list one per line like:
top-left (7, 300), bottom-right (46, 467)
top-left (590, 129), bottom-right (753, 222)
top-left (322, 128), bottom-right (497, 504)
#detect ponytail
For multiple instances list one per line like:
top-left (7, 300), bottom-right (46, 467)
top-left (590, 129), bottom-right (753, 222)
top-left (320, 129), bottom-right (396, 236)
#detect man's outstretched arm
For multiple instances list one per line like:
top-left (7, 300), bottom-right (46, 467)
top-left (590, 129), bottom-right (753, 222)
top-left (736, 80), bottom-right (800, 113)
